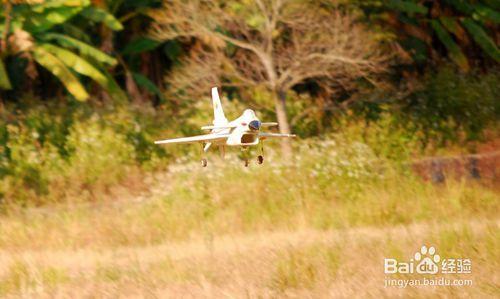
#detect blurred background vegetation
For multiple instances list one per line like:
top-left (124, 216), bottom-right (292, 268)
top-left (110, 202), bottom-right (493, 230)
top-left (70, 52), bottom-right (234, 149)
top-left (0, 0), bottom-right (498, 204)
top-left (0, 1), bottom-right (499, 297)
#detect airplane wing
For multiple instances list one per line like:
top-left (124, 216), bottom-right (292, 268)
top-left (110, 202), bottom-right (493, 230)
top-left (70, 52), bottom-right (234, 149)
top-left (200, 124), bottom-right (237, 130)
top-left (155, 133), bottom-right (230, 145)
top-left (259, 132), bottom-right (296, 139)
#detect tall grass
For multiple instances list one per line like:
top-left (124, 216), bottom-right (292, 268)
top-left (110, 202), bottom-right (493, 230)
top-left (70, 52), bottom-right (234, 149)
top-left (1, 134), bottom-right (498, 250)
top-left (0, 119), bottom-right (498, 297)
top-left (1, 214), bottom-right (497, 297)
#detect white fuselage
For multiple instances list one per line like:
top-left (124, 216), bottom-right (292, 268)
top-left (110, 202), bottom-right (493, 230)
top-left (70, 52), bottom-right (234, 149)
top-left (153, 87), bottom-right (293, 158)
top-left (215, 109), bottom-right (260, 146)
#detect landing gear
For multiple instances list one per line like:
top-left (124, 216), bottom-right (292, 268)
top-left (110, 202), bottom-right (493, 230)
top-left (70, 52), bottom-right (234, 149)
top-left (241, 146), bottom-right (250, 167)
top-left (200, 143), bottom-right (208, 167)
top-left (257, 142), bottom-right (264, 165)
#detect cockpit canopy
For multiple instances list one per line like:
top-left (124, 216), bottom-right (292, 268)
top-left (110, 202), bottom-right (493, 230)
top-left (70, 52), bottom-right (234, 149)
top-left (248, 120), bottom-right (261, 131)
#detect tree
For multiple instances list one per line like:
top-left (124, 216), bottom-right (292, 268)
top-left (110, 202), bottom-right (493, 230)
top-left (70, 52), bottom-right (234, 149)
top-left (91, 0), bottom-right (167, 105)
top-left (151, 0), bottom-right (390, 156)
top-left (0, 0), bottom-right (125, 101)
top-left (356, 0), bottom-right (500, 71)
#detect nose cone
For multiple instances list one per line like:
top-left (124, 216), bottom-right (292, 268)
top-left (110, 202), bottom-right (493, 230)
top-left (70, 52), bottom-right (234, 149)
top-left (248, 120), bottom-right (261, 131)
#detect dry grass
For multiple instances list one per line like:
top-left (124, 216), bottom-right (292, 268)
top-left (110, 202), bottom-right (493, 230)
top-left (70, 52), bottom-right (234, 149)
top-left (0, 148), bottom-right (499, 297)
top-left (0, 219), bottom-right (498, 298)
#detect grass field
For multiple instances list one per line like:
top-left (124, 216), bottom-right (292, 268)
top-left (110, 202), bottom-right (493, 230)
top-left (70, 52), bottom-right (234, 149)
top-left (0, 142), bottom-right (499, 298)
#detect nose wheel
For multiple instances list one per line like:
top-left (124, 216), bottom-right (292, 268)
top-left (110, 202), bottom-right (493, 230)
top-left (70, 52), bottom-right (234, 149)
top-left (244, 159), bottom-right (249, 167)
top-left (200, 143), bottom-right (208, 167)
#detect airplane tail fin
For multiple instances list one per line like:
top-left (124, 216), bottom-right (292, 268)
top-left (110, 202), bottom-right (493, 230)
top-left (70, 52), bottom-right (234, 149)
top-left (211, 87), bottom-right (228, 125)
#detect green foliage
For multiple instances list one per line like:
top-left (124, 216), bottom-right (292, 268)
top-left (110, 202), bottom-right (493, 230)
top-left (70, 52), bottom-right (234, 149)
top-left (100, 71), bottom-right (129, 103)
top-left (132, 72), bottom-right (165, 103)
top-left (80, 6), bottom-right (124, 31)
top-left (133, 136), bottom-right (497, 239)
top-left (430, 20), bottom-right (469, 71)
top-left (359, 0), bottom-right (500, 69)
top-left (402, 67), bottom-right (500, 145)
top-left (461, 18), bottom-right (500, 62)
top-left (0, 59), bottom-right (12, 90)
top-left (41, 33), bottom-right (118, 66)
top-left (121, 37), bottom-right (161, 56)
top-left (1, 122), bottom-right (66, 202)
top-left (20, 0), bottom-right (90, 33)
top-left (386, 0), bottom-right (428, 14)
top-left (335, 114), bottom-right (418, 163)
top-left (110, 0), bottom-right (166, 103)
top-left (39, 43), bottom-right (109, 88)
top-left (473, 3), bottom-right (500, 23)
top-left (0, 0), bottom-right (125, 101)
top-left (0, 99), bottom-right (176, 204)
top-left (0, 0), bottom-right (498, 207)
top-left (66, 116), bottom-right (135, 186)
top-left (32, 46), bottom-right (89, 101)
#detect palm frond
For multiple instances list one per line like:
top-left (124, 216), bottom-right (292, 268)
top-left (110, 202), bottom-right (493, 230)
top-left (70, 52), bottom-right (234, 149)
top-left (33, 46), bottom-right (89, 101)
top-left (40, 33), bottom-right (117, 66)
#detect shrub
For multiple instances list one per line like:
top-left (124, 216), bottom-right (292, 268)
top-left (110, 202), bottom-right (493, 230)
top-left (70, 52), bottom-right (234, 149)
top-left (402, 67), bottom-right (499, 147)
top-left (0, 100), bottom-right (177, 204)
top-left (65, 115), bottom-right (136, 191)
top-left (0, 123), bottom-right (66, 204)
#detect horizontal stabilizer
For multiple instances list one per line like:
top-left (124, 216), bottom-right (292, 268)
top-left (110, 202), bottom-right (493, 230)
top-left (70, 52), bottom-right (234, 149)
top-left (259, 132), bottom-right (296, 139)
top-left (261, 122), bottom-right (278, 127)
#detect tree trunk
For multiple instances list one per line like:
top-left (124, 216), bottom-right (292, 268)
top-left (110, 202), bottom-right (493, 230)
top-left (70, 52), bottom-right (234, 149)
top-left (125, 70), bottom-right (144, 106)
top-left (273, 89), bottom-right (293, 158)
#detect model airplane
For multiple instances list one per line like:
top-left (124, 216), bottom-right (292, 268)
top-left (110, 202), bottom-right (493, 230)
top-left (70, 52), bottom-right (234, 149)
top-left (155, 87), bottom-right (296, 167)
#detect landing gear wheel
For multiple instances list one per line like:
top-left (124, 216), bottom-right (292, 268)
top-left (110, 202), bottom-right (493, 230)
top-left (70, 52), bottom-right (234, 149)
top-left (201, 158), bottom-right (208, 167)
top-left (244, 159), bottom-right (249, 167)
top-left (257, 155), bottom-right (264, 164)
